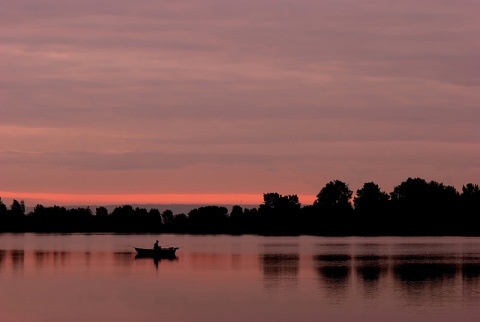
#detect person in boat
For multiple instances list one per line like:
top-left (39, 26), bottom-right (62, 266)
top-left (153, 240), bottom-right (161, 251)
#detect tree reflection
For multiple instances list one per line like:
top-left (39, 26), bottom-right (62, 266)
top-left (34, 251), bottom-right (47, 267)
top-left (114, 252), bottom-right (134, 266)
top-left (53, 251), bottom-right (69, 266)
top-left (11, 250), bottom-right (24, 272)
top-left (355, 255), bottom-right (388, 297)
top-left (0, 250), bottom-right (5, 270)
top-left (261, 253), bottom-right (299, 290)
top-left (462, 261), bottom-right (480, 303)
top-left (314, 254), bottom-right (351, 301)
top-left (393, 262), bottom-right (457, 283)
top-left (462, 262), bottom-right (480, 280)
top-left (392, 255), bottom-right (459, 304)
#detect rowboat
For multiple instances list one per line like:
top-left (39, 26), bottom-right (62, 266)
top-left (134, 246), bottom-right (179, 258)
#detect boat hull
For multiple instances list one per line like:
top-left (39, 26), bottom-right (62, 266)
top-left (134, 247), bottom-right (178, 258)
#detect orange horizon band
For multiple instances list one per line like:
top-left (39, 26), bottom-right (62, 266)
top-left (0, 191), bottom-right (317, 206)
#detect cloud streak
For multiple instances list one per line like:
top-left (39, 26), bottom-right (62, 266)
top-left (1, 0), bottom-right (479, 204)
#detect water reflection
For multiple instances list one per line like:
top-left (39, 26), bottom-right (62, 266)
top-left (134, 254), bottom-right (178, 270)
top-left (34, 251), bottom-right (47, 268)
top-left (1, 239), bottom-right (480, 311)
top-left (114, 252), bottom-right (135, 265)
top-left (53, 251), bottom-right (69, 266)
top-left (11, 250), bottom-right (24, 272)
top-left (462, 262), bottom-right (480, 302)
top-left (0, 249), bottom-right (185, 273)
top-left (85, 251), bottom-right (91, 267)
top-left (0, 250), bottom-right (5, 269)
top-left (314, 254), bottom-right (351, 301)
top-left (310, 251), bottom-right (480, 305)
top-left (462, 262), bottom-right (480, 280)
top-left (31, 251), bottom-right (70, 267)
top-left (393, 262), bottom-right (457, 284)
top-left (0, 235), bottom-right (480, 322)
top-left (355, 255), bottom-right (388, 297)
top-left (391, 256), bottom-right (461, 305)
top-left (261, 253), bottom-right (299, 290)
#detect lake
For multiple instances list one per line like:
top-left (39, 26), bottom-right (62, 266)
top-left (0, 234), bottom-right (479, 321)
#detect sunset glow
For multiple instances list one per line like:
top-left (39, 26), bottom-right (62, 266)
top-left (0, 190), bottom-right (317, 207)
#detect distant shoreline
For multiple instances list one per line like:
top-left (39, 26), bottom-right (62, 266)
top-left (25, 204), bottom-right (258, 216)
top-left (2, 177), bottom-right (479, 236)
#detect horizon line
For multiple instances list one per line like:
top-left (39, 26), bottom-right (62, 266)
top-left (0, 191), bottom-right (317, 207)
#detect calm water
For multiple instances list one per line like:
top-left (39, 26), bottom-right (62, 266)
top-left (0, 234), bottom-right (479, 322)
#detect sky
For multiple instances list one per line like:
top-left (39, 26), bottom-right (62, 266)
top-left (1, 0), bottom-right (479, 207)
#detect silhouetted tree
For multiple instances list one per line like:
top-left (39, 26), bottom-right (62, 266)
top-left (314, 180), bottom-right (352, 211)
top-left (10, 199), bottom-right (25, 216)
top-left (312, 180), bottom-right (353, 235)
top-left (29, 204), bottom-right (69, 232)
top-left (68, 207), bottom-right (93, 231)
top-left (110, 205), bottom-right (135, 232)
top-left (0, 198), bottom-right (7, 214)
top-left (229, 205), bottom-right (245, 234)
top-left (460, 183), bottom-right (480, 235)
top-left (230, 205), bottom-right (243, 218)
top-left (261, 193), bottom-right (301, 211)
top-left (258, 193), bottom-right (301, 235)
top-left (96, 206), bottom-right (108, 217)
top-left (354, 182), bottom-right (390, 235)
top-left (4, 199), bottom-right (27, 231)
top-left (462, 183), bottom-right (480, 211)
top-left (0, 197), bottom-right (9, 231)
top-left (94, 206), bottom-right (109, 231)
top-left (242, 207), bottom-right (259, 234)
top-left (172, 213), bottom-right (188, 232)
top-left (354, 182), bottom-right (389, 211)
top-left (2, 177), bottom-right (480, 235)
top-left (390, 178), bottom-right (459, 235)
top-left (188, 206), bottom-right (228, 233)
top-left (161, 210), bottom-right (174, 229)
top-left (147, 208), bottom-right (162, 231)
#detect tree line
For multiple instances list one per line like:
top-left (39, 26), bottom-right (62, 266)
top-left (1, 177), bottom-right (480, 236)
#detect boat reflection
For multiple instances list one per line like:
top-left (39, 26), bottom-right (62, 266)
top-left (134, 254), bottom-right (178, 269)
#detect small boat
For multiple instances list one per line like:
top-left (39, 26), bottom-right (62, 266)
top-left (134, 246), bottom-right (179, 258)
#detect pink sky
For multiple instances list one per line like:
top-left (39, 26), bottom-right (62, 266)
top-left (1, 0), bottom-right (479, 207)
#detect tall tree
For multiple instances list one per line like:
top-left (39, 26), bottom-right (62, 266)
top-left (312, 180), bottom-right (353, 235)
top-left (354, 182), bottom-right (389, 235)
top-left (95, 206), bottom-right (109, 217)
top-left (354, 182), bottom-right (389, 212)
top-left (0, 198), bottom-right (7, 214)
top-left (314, 180), bottom-right (352, 211)
top-left (10, 199), bottom-right (25, 216)
top-left (258, 193), bottom-right (301, 235)
top-left (390, 178), bottom-right (459, 235)
top-left (188, 206), bottom-right (228, 233)
top-left (460, 183), bottom-right (480, 235)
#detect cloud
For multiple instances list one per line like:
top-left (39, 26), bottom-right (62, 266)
top-left (1, 0), bottom-right (479, 202)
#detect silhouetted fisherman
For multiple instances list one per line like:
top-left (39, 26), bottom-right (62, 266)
top-left (154, 240), bottom-right (161, 251)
